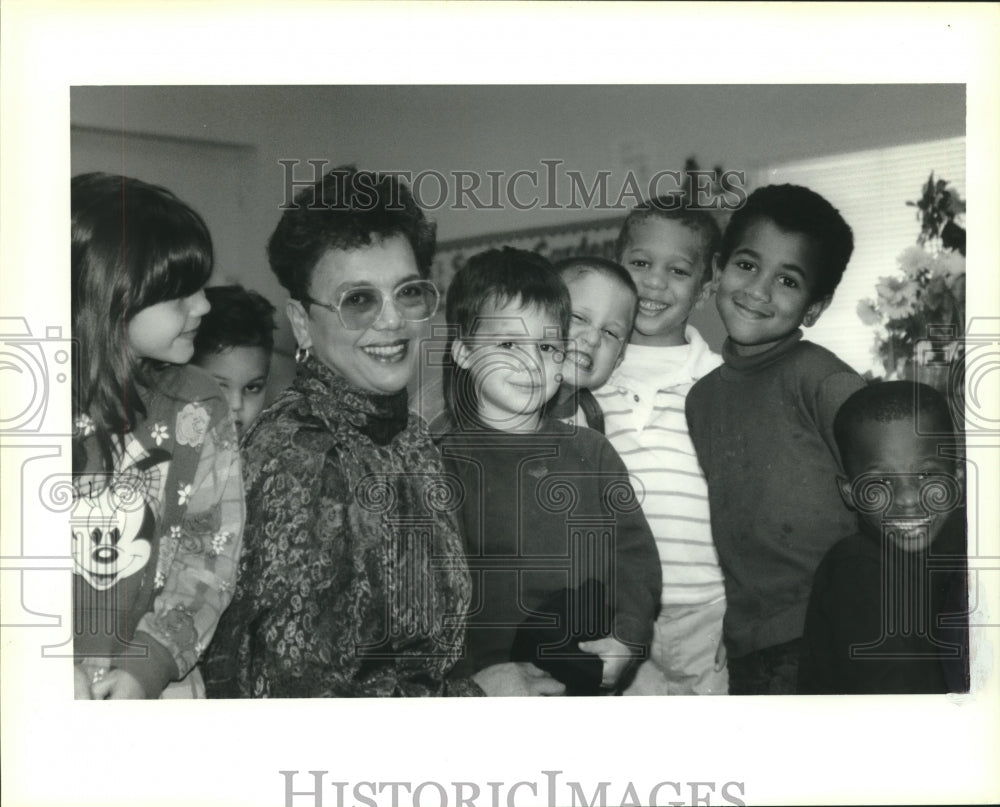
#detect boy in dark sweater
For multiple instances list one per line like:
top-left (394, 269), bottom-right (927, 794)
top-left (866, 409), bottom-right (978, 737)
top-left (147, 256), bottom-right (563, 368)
top-left (800, 381), bottom-right (969, 694)
top-left (440, 248), bottom-right (661, 694)
top-left (686, 185), bottom-right (866, 694)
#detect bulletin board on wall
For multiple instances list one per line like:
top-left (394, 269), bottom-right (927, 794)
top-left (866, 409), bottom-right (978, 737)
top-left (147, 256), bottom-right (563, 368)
top-left (430, 215), bottom-right (623, 291)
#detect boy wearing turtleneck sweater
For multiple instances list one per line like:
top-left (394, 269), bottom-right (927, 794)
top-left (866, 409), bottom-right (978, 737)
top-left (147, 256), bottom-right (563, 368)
top-left (593, 200), bottom-right (729, 695)
top-left (686, 185), bottom-right (865, 695)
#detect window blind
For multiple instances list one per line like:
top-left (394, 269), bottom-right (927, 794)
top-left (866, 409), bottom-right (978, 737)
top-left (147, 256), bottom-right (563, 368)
top-left (751, 136), bottom-right (965, 375)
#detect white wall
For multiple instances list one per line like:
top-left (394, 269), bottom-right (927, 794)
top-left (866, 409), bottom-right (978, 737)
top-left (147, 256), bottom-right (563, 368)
top-left (70, 85), bottom-right (966, 360)
top-left (72, 126), bottom-right (257, 291)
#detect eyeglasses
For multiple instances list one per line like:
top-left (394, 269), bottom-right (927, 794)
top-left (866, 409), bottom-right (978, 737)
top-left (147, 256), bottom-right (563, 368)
top-left (301, 279), bottom-right (440, 331)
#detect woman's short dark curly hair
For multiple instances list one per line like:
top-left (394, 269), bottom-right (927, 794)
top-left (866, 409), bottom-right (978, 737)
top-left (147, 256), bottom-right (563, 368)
top-left (267, 165), bottom-right (436, 302)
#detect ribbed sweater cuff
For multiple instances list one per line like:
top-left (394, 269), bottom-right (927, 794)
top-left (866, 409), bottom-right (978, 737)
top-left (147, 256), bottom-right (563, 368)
top-left (114, 631), bottom-right (179, 699)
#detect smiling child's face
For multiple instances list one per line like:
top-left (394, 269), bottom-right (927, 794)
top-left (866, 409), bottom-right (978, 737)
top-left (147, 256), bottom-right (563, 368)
top-left (620, 218), bottom-right (709, 347)
top-left (715, 217), bottom-right (830, 356)
top-left (454, 297), bottom-right (565, 432)
top-left (839, 419), bottom-right (962, 553)
top-left (562, 271), bottom-right (634, 391)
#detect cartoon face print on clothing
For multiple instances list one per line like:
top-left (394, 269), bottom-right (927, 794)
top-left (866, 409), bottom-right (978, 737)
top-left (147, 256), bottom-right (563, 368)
top-left (71, 485), bottom-right (153, 591)
top-left (71, 448), bottom-right (168, 591)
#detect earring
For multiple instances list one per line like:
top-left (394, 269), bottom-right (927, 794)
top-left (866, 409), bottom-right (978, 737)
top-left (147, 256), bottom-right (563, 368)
top-left (295, 345), bottom-right (311, 364)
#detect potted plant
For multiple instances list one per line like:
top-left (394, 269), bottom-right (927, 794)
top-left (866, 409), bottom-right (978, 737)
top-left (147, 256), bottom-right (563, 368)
top-left (857, 172), bottom-right (966, 393)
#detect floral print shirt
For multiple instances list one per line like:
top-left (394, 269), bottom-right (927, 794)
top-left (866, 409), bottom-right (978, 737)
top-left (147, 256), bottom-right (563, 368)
top-left (72, 364), bottom-right (244, 698)
top-left (203, 356), bottom-right (482, 697)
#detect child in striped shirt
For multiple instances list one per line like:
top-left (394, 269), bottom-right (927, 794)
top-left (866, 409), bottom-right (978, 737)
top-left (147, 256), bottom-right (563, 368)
top-left (595, 198), bottom-right (728, 695)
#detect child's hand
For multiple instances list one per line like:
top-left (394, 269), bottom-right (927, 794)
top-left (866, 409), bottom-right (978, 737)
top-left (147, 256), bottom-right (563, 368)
top-left (74, 664), bottom-right (93, 699)
top-left (90, 667), bottom-right (147, 700)
top-left (473, 662), bottom-right (566, 697)
top-left (714, 636), bottom-right (727, 672)
top-left (578, 636), bottom-right (634, 689)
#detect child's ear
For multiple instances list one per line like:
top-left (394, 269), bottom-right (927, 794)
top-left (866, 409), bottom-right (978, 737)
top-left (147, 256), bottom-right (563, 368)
top-left (451, 338), bottom-right (473, 370)
top-left (802, 295), bottom-right (833, 328)
top-left (837, 475), bottom-right (855, 511)
top-left (710, 253), bottom-right (724, 292)
top-left (286, 299), bottom-right (313, 350)
top-left (696, 275), bottom-right (714, 308)
top-left (688, 261), bottom-right (714, 309)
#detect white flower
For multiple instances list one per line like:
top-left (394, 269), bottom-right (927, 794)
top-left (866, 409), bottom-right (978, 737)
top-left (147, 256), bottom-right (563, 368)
top-left (897, 245), bottom-right (930, 280)
top-left (934, 250), bottom-right (966, 288)
top-left (74, 414), bottom-right (95, 437)
top-left (169, 525), bottom-right (182, 541)
top-left (149, 422), bottom-right (169, 446)
top-left (211, 530), bottom-right (232, 555)
top-left (876, 276), bottom-right (920, 320)
top-left (177, 484), bottom-right (192, 506)
top-left (856, 298), bottom-right (881, 326)
top-left (154, 571), bottom-right (165, 589)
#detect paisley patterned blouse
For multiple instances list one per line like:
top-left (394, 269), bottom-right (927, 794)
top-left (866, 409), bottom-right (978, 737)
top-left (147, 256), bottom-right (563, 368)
top-left (203, 356), bottom-right (482, 697)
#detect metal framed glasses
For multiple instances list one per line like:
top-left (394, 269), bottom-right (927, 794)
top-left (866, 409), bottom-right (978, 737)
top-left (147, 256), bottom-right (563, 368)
top-left (301, 278), bottom-right (441, 331)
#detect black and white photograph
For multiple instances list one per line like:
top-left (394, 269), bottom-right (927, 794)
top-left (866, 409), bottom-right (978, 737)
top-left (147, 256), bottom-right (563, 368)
top-left (2, 3), bottom-right (998, 806)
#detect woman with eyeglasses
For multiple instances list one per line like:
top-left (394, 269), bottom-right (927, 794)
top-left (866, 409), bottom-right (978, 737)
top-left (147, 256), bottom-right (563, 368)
top-left (203, 166), bottom-right (563, 697)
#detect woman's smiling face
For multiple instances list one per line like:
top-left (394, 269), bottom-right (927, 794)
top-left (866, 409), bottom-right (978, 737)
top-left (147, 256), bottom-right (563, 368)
top-left (287, 235), bottom-right (428, 395)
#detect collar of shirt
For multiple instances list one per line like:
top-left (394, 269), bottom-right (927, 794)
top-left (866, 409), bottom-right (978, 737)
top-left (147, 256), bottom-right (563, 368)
top-left (605, 324), bottom-right (719, 395)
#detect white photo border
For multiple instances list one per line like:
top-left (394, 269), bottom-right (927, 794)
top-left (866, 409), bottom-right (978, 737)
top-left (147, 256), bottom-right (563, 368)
top-left (2, 3), bottom-right (998, 806)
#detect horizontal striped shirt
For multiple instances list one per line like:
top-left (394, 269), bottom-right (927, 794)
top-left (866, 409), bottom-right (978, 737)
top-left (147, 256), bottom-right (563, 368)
top-left (595, 326), bottom-right (725, 607)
